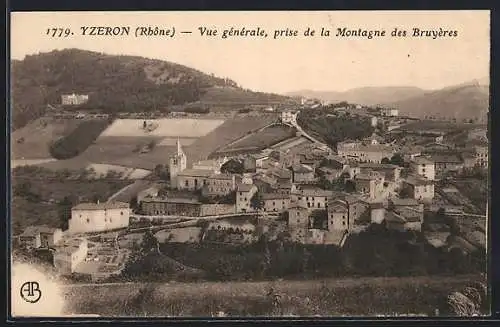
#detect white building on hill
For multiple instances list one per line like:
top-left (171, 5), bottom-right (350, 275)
top-left (68, 201), bottom-right (130, 234)
top-left (61, 93), bottom-right (89, 105)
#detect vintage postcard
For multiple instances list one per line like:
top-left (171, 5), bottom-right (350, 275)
top-left (9, 10), bottom-right (490, 318)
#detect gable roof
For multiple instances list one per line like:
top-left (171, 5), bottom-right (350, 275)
top-left (261, 193), bottom-right (290, 200)
top-left (178, 169), bottom-right (214, 178)
top-left (21, 225), bottom-right (60, 237)
top-left (237, 183), bottom-right (256, 192)
top-left (72, 201), bottom-right (129, 210)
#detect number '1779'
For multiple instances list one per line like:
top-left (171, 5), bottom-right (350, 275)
top-left (46, 28), bottom-right (73, 37)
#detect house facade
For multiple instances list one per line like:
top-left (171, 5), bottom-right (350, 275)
top-left (69, 202), bottom-right (130, 234)
top-left (327, 195), bottom-right (369, 231)
top-left (202, 174), bottom-right (236, 197)
top-left (19, 226), bottom-right (63, 249)
top-left (61, 93), bottom-right (89, 106)
top-left (177, 169), bottom-right (214, 191)
top-left (288, 206), bottom-right (311, 228)
top-left (261, 193), bottom-right (291, 213)
top-left (410, 156), bottom-right (436, 180)
top-left (337, 142), bottom-right (396, 164)
top-left (291, 164), bottom-right (315, 183)
top-left (292, 188), bottom-right (333, 210)
top-left (53, 238), bottom-right (88, 274)
top-left (236, 183), bottom-right (258, 213)
top-left (402, 175), bottom-right (435, 202)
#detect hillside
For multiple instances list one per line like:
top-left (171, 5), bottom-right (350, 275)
top-left (390, 81), bottom-right (489, 123)
top-left (11, 49), bottom-right (290, 129)
top-left (287, 86), bottom-right (426, 105)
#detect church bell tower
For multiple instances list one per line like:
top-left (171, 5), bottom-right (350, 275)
top-left (169, 138), bottom-right (187, 188)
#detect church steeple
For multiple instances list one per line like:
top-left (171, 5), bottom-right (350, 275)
top-left (170, 137), bottom-right (187, 189)
top-left (176, 137), bottom-right (184, 156)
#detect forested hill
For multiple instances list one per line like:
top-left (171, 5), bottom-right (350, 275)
top-left (11, 49), bottom-right (289, 129)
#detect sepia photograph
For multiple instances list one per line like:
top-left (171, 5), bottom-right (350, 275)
top-left (9, 10), bottom-right (490, 318)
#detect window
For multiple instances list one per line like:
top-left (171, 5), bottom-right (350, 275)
top-left (120, 211), bottom-right (123, 215)
top-left (86, 218), bottom-right (90, 223)
top-left (185, 180), bottom-right (189, 187)
top-left (318, 203), bottom-right (321, 208)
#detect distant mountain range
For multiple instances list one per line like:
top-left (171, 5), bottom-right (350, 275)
top-left (287, 78), bottom-right (489, 122)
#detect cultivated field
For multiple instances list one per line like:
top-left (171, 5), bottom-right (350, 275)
top-left (185, 114), bottom-right (277, 163)
top-left (400, 120), bottom-right (486, 134)
top-left (62, 274), bottom-right (482, 317)
top-left (15, 114), bottom-right (278, 172)
top-left (100, 118), bottom-right (225, 138)
top-left (270, 136), bottom-right (311, 152)
top-left (11, 159), bottom-right (57, 168)
top-left (216, 124), bottom-right (296, 154)
top-left (11, 118), bottom-right (82, 159)
top-left (86, 163), bottom-right (151, 180)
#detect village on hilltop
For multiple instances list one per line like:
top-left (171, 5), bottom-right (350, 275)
top-left (13, 95), bottom-right (488, 283)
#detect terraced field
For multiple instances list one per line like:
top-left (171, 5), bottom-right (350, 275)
top-left (14, 114), bottom-right (278, 171)
top-left (214, 124), bottom-right (296, 156)
top-left (11, 117), bottom-right (83, 159)
top-left (100, 118), bottom-right (225, 138)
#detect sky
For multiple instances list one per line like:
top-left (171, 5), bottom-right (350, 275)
top-left (10, 11), bottom-right (490, 94)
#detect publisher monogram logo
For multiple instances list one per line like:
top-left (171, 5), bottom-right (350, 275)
top-left (20, 281), bottom-right (42, 303)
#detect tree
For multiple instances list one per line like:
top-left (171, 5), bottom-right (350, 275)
top-left (58, 195), bottom-right (76, 231)
top-left (250, 192), bottom-right (264, 210)
top-left (130, 196), bottom-right (139, 211)
top-left (221, 159), bottom-right (244, 175)
top-left (153, 164), bottom-right (169, 180)
top-left (310, 209), bottom-right (328, 229)
top-left (399, 187), bottom-right (412, 199)
top-left (141, 230), bottom-right (158, 254)
top-left (148, 140), bottom-right (157, 150)
top-left (345, 180), bottom-right (356, 193)
top-left (390, 153), bottom-right (405, 167)
top-left (381, 157), bottom-right (391, 164)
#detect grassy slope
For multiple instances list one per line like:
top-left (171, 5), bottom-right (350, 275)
top-left (220, 124), bottom-right (296, 152)
top-left (391, 83), bottom-right (489, 123)
top-left (11, 167), bottom-right (129, 234)
top-left (11, 118), bottom-right (83, 159)
top-left (62, 274), bottom-right (482, 317)
top-left (186, 114), bottom-right (278, 164)
top-left (11, 49), bottom-right (291, 130)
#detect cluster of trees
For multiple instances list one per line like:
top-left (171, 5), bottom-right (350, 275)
top-left (184, 106), bottom-right (210, 114)
top-left (381, 153), bottom-right (405, 167)
top-left (296, 110), bottom-right (374, 148)
top-left (153, 164), bottom-right (170, 180)
top-left (49, 120), bottom-right (111, 159)
top-left (12, 166), bottom-right (129, 234)
top-left (156, 223), bottom-right (485, 282)
top-left (199, 191), bottom-right (236, 205)
top-left (220, 159), bottom-right (245, 174)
